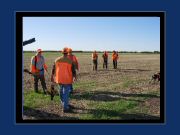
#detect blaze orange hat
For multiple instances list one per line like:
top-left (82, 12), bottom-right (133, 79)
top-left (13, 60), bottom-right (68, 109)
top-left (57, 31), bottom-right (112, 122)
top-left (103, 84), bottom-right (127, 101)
top-left (37, 49), bottom-right (42, 53)
top-left (68, 48), bottom-right (72, 53)
top-left (62, 47), bottom-right (68, 54)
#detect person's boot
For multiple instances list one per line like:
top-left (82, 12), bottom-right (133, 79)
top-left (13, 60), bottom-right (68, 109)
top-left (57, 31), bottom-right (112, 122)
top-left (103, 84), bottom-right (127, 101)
top-left (43, 89), bottom-right (47, 95)
top-left (35, 90), bottom-right (38, 93)
top-left (34, 86), bottom-right (38, 93)
top-left (63, 107), bottom-right (73, 113)
top-left (68, 104), bottom-right (75, 109)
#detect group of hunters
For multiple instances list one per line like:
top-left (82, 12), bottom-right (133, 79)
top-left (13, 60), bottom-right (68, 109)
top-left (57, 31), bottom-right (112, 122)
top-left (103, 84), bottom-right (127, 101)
top-left (30, 48), bottom-right (119, 113)
top-left (92, 50), bottom-right (119, 71)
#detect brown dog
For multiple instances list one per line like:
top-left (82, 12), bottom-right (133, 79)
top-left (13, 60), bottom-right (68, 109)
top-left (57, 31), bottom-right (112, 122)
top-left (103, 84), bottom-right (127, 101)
top-left (47, 83), bottom-right (59, 100)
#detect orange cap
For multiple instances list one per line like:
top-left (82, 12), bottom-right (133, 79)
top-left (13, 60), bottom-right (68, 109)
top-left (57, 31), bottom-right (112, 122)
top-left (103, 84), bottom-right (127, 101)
top-left (68, 48), bottom-right (72, 53)
top-left (62, 47), bottom-right (68, 54)
top-left (37, 49), bottom-right (42, 53)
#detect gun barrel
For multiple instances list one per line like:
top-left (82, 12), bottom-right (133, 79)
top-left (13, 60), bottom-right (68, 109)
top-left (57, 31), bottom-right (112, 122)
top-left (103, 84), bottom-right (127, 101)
top-left (24, 69), bottom-right (32, 75)
top-left (23, 38), bottom-right (35, 46)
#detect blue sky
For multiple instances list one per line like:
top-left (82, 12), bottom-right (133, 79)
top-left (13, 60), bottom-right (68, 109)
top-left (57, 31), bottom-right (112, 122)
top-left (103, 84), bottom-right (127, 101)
top-left (23, 17), bottom-right (160, 51)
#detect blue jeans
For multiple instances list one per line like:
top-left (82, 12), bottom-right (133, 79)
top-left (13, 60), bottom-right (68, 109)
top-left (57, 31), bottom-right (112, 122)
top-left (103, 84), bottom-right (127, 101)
top-left (59, 84), bottom-right (71, 110)
top-left (69, 84), bottom-right (73, 93)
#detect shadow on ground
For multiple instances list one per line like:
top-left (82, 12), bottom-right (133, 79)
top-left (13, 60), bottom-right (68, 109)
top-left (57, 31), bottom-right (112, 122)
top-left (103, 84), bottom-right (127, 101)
top-left (71, 91), bottom-right (159, 102)
top-left (85, 108), bottom-right (160, 120)
top-left (78, 68), bottom-right (151, 76)
top-left (23, 106), bottom-right (79, 120)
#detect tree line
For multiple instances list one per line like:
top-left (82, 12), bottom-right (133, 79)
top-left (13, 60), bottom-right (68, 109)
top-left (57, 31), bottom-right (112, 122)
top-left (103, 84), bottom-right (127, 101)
top-left (23, 50), bottom-right (160, 54)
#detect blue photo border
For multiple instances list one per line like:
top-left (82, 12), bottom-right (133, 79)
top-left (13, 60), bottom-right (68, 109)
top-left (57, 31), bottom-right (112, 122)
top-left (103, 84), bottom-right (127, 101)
top-left (1, 0), bottom-right (179, 134)
top-left (16, 11), bottom-right (165, 124)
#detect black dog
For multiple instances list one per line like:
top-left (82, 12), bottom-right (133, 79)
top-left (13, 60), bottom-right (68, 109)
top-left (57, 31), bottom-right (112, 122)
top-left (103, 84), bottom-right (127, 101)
top-left (152, 72), bottom-right (160, 82)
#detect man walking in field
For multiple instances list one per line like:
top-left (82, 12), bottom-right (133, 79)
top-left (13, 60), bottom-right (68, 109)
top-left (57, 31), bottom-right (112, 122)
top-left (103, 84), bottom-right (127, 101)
top-left (67, 48), bottom-right (79, 71)
top-left (30, 49), bottom-right (48, 94)
top-left (92, 50), bottom-right (98, 71)
top-left (67, 48), bottom-right (79, 94)
top-left (112, 50), bottom-right (119, 69)
top-left (51, 47), bottom-right (76, 113)
top-left (102, 51), bottom-right (108, 69)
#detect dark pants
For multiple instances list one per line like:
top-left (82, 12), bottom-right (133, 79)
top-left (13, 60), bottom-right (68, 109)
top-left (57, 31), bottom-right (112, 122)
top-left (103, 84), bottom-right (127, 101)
top-left (34, 74), bottom-right (47, 93)
top-left (103, 60), bottom-right (108, 69)
top-left (113, 60), bottom-right (117, 69)
top-left (93, 60), bottom-right (98, 71)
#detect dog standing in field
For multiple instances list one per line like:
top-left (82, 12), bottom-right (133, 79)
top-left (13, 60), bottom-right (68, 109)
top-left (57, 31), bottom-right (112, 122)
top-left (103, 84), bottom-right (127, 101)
top-left (151, 72), bottom-right (160, 82)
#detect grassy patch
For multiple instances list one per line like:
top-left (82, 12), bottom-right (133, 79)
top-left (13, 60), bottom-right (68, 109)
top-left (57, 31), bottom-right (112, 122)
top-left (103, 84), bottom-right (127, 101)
top-left (122, 80), bottom-right (135, 88)
top-left (80, 100), bottom-right (138, 120)
top-left (23, 90), bottom-right (60, 110)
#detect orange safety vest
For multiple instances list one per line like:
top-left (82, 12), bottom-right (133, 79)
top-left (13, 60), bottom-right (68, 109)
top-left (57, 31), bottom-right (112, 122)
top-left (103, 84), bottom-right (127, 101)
top-left (102, 53), bottom-right (108, 59)
top-left (30, 56), bottom-right (47, 74)
top-left (68, 54), bottom-right (79, 70)
top-left (92, 52), bottom-right (98, 60)
top-left (55, 56), bottom-right (73, 84)
top-left (112, 53), bottom-right (118, 60)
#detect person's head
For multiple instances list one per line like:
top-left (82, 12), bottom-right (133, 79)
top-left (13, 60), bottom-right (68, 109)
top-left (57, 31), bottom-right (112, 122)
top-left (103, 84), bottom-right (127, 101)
top-left (113, 50), bottom-right (115, 53)
top-left (61, 47), bottom-right (68, 56)
top-left (68, 48), bottom-right (72, 54)
top-left (36, 49), bottom-right (42, 56)
top-left (94, 50), bottom-right (96, 53)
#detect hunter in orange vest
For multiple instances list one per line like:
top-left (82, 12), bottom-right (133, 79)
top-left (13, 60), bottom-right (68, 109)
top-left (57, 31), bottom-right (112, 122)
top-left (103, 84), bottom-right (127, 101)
top-left (102, 51), bottom-right (108, 69)
top-left (51, 47), bottom-right (76, 113)
top-left (67, 48), bottom-right (79, 71)
top-left (92, 50), bottom-right (98, 71)
top-left (67, 48), bottom-right (79, 94)
top-left (30, 49), bottom-right (48, 94)
top-left (112, 50), bottom-right (119, 69)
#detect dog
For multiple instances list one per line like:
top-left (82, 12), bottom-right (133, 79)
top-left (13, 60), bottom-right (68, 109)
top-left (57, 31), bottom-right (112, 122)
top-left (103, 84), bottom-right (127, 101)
top-left (47, 83), bottom-right (58, 100)
top-left (151, 72), bottom-right (160, 82)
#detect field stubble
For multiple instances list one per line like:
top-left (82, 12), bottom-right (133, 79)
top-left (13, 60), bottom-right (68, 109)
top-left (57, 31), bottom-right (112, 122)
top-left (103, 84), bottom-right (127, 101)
top-left (23, 52), bottom-right (160, 120)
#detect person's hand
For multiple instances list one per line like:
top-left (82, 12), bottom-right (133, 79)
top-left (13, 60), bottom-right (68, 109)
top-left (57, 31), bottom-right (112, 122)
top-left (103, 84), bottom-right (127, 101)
top-left (45, 68), bottom-right (48, 73)
top-left (73, 77), bottom-right (77, 82)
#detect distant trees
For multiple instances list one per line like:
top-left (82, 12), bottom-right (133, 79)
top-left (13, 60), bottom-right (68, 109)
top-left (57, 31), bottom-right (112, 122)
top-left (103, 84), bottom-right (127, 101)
top-left (23, 50), bottom-right (160, 54)
top-left (153, 51), bottom-right (160, 54)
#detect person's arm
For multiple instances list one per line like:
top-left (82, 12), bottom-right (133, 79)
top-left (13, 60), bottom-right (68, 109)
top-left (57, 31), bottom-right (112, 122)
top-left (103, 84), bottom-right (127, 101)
top-left (72, 63), bottom-right (77, 82)
top-left (42, 56), bottom-right (48, 72)
top-left (112, 54), bottom-right (114, 60)
top-left (30, 56), bottom-right (36, 73)
top-left (76, 59), bottom-right (79, 71)
top-left (73, 56), bottom-right (79, 71)
top-left (116, 54), bottom-right (119, 60)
